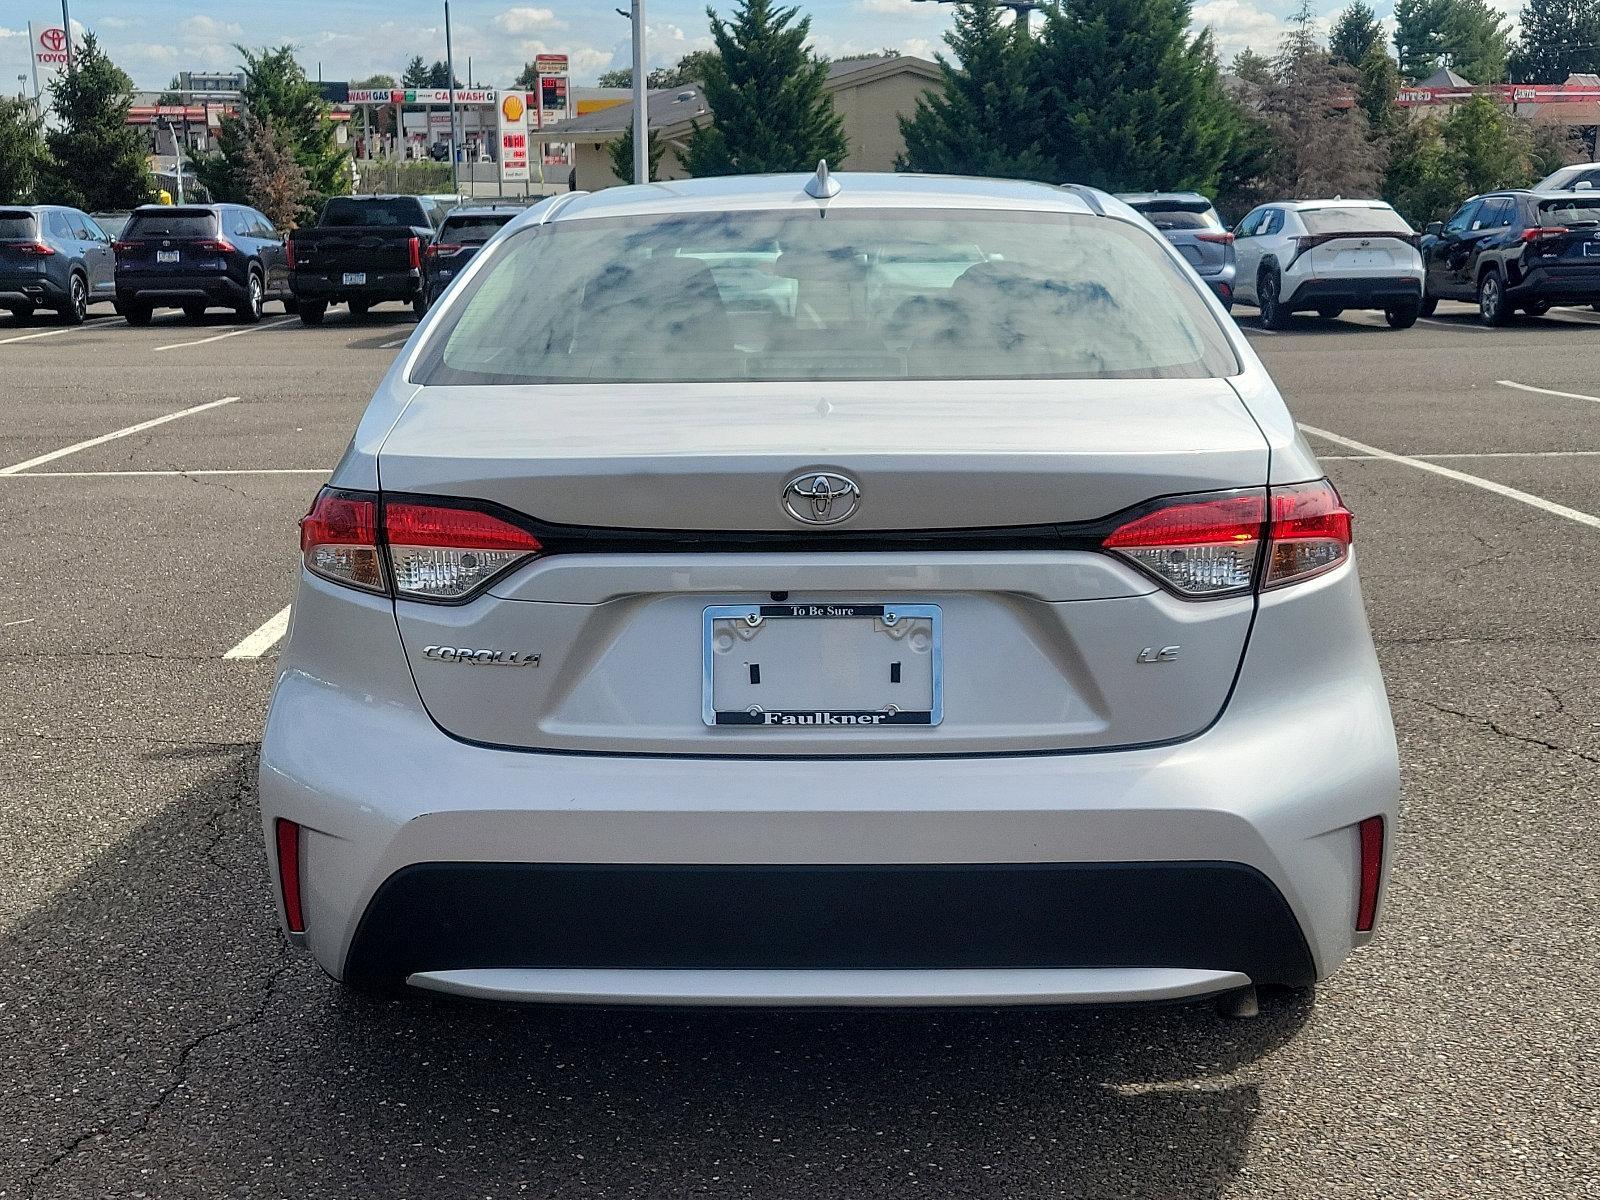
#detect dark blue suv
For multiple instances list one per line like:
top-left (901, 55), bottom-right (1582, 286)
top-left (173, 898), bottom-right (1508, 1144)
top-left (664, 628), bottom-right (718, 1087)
top-left (114, 203), bottom-right (292, 325)
top-left (0, 205), bottom-right (116, 324)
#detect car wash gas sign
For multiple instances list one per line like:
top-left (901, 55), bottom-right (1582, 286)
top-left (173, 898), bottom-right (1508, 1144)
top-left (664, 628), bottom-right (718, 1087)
top-left (498, 92), bottom-right (530, 183)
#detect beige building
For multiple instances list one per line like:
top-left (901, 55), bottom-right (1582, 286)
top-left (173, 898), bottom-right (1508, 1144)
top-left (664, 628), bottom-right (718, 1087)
top-left (545, 56), bottom-right (944, 190)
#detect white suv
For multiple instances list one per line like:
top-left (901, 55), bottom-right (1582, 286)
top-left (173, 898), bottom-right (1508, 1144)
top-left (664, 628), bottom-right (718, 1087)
top-left (1233, 199), bottom-right (1425, 329)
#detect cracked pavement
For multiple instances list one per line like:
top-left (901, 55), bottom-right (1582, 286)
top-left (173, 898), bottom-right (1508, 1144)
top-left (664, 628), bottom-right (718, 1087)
top-left (2, 301), bottom-right (1599, 1197)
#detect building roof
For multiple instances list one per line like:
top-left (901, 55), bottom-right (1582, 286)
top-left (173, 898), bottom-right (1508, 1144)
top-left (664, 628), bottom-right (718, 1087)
top-left (1417, 65), bottom-right (1474, 88)
top-left (543, 56), bottom-right (942, 143)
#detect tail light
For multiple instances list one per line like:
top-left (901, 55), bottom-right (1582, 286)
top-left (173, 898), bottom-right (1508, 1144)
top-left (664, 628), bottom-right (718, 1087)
top-left (408, 236), bottom-right (421, 270)
top-left (1263, 479), bottom-right (1352, 589)
top-left (1521, 225), bottom-right (1568, 242)
top-left (12, 240), bottom-right (56, 256)
top-left (275, 819), bottom-right (305, 934)
top-left (426, 242), bottom-right (462, 258)
top-left (285, 236), bottom-right (296, 269)
top-left (299, 487), bottom-right (543, 602)
top-left (193, 237), bottom-right (235, 253)
top-left (1194, 231), bottom-right (1235, 244)
top-left (1102, 479), bottom-right (1352, 597)
top-left (112, 240), bottom-right (137, 255)
top-left (1356, 815), bottom-right (1385, 932)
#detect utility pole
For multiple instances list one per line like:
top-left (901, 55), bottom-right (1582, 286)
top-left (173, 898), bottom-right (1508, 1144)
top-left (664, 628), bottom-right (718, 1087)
top-left (60, 0), bottom-right (74, 75)
top-left (444, 0), bottom-right (461, 197)
top-left (631, 0), bottom-right (647, 184)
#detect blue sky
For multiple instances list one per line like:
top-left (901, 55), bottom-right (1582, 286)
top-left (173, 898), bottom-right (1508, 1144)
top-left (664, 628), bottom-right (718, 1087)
top-left (0, 0), bottom-right (1517, 94)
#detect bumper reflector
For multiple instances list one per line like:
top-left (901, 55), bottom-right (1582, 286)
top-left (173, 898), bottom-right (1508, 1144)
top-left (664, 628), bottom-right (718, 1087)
top-left (276, 819), bottom-right (305, 934)
top-left (1356, 815), bottom-right (1384, 932)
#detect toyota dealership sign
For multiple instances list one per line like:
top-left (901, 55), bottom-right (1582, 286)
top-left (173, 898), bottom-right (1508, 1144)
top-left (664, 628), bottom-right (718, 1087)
top-left (29, 22), bottom-right (74, 84)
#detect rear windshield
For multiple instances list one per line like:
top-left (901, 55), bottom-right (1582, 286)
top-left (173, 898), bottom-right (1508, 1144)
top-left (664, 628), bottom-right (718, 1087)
top-left (1300, 206), bottom-right (1413, 235)
top-left (124, 209), bottom-right (216, 239)
top-left (0, 212), bottom-right (36, 239)
top-left (1538, 196), bottom-right (1600, 226)
top-left (1133, 207), bottom-right (1222, 231)
top-left (321, 198), bottom-right (424, 227)
top-left (415, 209), bottom-right (1239, 384)
top-left (440, 214), bottom-right (514, 242)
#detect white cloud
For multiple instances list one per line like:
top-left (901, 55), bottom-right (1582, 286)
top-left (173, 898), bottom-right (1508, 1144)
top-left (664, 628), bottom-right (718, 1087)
top-left (0, 26), bottom-right (26, 40)
top-left (1189, 0), bottom-right (1288, 60)
top-left (859, 0), bottom-right (920, 13)
top-left (900, 37), bottom-right (938, 59)
top-left (496, 8), bottom-right (563, 34)
top-left (179, 15), bottom-right (243, 40)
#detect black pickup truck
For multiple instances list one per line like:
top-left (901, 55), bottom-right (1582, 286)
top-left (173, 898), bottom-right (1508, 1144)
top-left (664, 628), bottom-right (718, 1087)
top-left (287, 195), bottom-right (446, 325)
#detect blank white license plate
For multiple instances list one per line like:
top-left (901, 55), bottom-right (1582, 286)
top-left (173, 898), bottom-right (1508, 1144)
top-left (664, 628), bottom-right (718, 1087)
top-left (703, 603), bottom-right (942, 727)
top-left (1335, 251), bottom-right (1385, 267)
top-left (156, 250), bottom-right (179, 263)
top-left (342, 272), bottom-right (366, 285)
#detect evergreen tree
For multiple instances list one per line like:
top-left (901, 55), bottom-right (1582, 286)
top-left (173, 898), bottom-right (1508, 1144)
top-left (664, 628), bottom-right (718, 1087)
top-left (1442, 0), bottom-right (1511, 81)
top-left (1357, 42), bottom-right (1403, 135)
top-left (1230, 47), bottom-right (1274, 84)
top-left (1031, 0), bottom-right (1236, 192)
top-left (426, 61), bottom-right (461, 89)
top-left (1331, 2), bottom-right (1385, 64)
top-left (194, 46), bottom-right (348, 205)
top-left (402, 56), bottom-right (430, 87)
top-left (1394, 0), bottom-right (1451, 78)
top-left (40, 34), bottom-right (151, 210)
top-left (898, 0), bottom-right (1048, 178)
top-left (609, 122), bottom-right (668, 183)
top-left (236, 113), bottom-right (312, 229)
top-left (681, 0), bottom-right (847, 176)
top-left (1510, 0), bottom-right (1600, 81)
top-left (1383, 117), bottom-right (1459, 222)
top-left (0, 97), bottom-right (49, 203)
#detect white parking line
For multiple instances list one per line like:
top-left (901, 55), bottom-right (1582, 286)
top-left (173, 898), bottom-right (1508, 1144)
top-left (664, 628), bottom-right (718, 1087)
top-left (0, 396), bottom-right (240, 476)
top-left (0, 317), bottom-right (115, 346)
top-left (379, 337), bottom-right (409, 349)
top-left (1322, 450), bottom-right (1600, 461)
top-left (1301, 424), bottom-right (1600, 531)
top-left (223, 604), bottom-right (292, 660)
top-left (1497, 379), bottom-right (1600, 405)
top-left (0, 467), bottom-right (324, 478)
top-left (153, 316), bottom-right (294, 352)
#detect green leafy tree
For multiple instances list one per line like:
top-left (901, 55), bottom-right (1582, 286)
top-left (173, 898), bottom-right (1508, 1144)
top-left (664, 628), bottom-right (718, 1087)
top-left (40, 34), bottom-right (152, 210)
top-left (1230, 47), bottom-right (1274, 84)
top-left (194, 46), bottom-right (348, 206)
top-left (1031, 0), bottom-right (1237, 192)
top-left (1330, 2), bottom-right (1385, 64)
top-left (1357, 42), bottom-right (1403, 135)
top-left (402, 56), bottom-right (430, 87)
top-left (236, 112), bottom-right (312, 228)
top-left (1443, 92), bottom-right (1530, 192)
top-left (1511, 0), bottom-right (1600, 82)
top-left (156, 74), bottom-right (183, 106)
top-left (1442, 0), bottom-right (1511, 81)
top-left (595, 50), bottom-right (723, 90)
top-left (1383, 118), bottom-right (1460, 222)
top-left (1394, 0), bottom-right (1450, 78)
top-left (354, 73), bottom-right (397, 90)
top-left (609, 123), bottom-right (668, 182)
top-left (681, 0), bottom-right (847, 176)
top-left (898, 0), bottom-right (1048, 178)
top-left (0, 97), bottom-right (49, 203)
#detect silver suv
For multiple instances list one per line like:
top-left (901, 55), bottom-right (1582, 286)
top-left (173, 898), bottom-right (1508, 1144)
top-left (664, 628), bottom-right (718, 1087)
top-left (260, 173), bottom-right (1399, 1011)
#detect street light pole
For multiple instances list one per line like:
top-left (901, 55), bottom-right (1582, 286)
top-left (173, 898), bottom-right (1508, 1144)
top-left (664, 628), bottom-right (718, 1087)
top-left (60, 0), bottom-right (74, 75)
top-left (444, 0), bottom-right (461, 197)
top-left (631, 0), bottom-right (647, 184)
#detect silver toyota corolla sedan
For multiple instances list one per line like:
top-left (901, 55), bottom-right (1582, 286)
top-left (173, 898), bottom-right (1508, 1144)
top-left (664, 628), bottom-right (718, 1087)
top-left (260, 170), bottom-right (1399, 1010)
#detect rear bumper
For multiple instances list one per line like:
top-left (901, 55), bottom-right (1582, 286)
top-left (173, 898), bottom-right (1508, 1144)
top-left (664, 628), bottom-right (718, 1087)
top-left (260, 557), bottom-right (1399, 1005)
top-left (291, 269), bottom-right (421, 302)
top-left (1193, 262), bottom-right (1236, 304)
top-left (116, 271), bottom-right (245, 306)
top-left (1283, 275), bottom-right (1422, 310)
top-left (0, 277), bottom-right (67, 307)
top-left (1507, 264), bottom-right (1600, 304)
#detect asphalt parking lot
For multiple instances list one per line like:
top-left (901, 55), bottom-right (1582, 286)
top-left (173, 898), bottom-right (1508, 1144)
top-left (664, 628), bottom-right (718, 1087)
top-left (2, 298), bottom-right (1598, 1199)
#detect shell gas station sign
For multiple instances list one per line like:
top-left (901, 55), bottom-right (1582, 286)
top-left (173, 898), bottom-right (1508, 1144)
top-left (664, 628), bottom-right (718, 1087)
top-left (499, 92), bottom-right (530, 183)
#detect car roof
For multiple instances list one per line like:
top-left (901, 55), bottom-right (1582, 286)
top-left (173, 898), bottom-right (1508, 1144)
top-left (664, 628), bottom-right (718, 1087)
top-left (1284, 199), bottom-right (1397, 210)
top-left (131, 203), bottom-right (222, 212)
top-left (444, 206), bottom-right (519, 218)
top-left (1113, 191), bottom-right (1214, 207)
top-left (507, 172), bottom-right (1106, 233)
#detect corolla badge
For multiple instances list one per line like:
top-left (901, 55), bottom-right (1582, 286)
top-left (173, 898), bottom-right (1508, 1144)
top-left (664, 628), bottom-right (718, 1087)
top-left (423, 646), bottom-right (540, 666)
top-left (782, 472), bottom-right (861, 525)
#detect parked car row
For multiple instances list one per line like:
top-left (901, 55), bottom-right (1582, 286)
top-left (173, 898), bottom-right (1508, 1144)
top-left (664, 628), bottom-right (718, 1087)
top-left (1126, 182), bottom-right (1600, 330)
top-left (0, 196), bottom-right (523, 329)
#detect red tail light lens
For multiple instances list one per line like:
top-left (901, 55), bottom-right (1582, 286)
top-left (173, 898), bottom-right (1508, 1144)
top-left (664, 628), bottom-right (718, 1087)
top-left (194, 237), bottom-right (235, 253)
top-left (1263, 479), bottom-right (1352, 589)
top-left (1521, 225), bottom-right (1568, 242)
top-left (285, 237), bottom-right (296, 269)
top-left (1356, 815), bottom-right (1385, 931)
top-left (275, 818), bottom-right (305, 934)
top-left (426, 242), bottom-right (462, 258)
top-left (1103, 490), bottom-right (1267, 596)
top-left (386, 500), bottom-right (543, 600)
top-left (14, 240), bottom-right (57, 256)
top-left (112, 240), bottom-right (136, 255)
top-left (408, 236), bottom-right (421, 270)
top-left (300, 489), bottom-right (384, 593)
top-left (1194, 231), bottom-right (1235, 245)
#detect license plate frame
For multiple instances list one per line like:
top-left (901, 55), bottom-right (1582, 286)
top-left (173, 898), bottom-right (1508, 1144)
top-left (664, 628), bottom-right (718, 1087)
top-left (702, 603), bottom-right (943, 728)
top-left (156, 250), bottom-right (179, 264)
top-left (342, 271), bottom-right (367, 286)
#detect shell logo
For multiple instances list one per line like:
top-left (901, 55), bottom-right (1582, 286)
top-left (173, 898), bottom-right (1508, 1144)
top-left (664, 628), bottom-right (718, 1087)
top-left (501, 94), bottom-right (525, 123)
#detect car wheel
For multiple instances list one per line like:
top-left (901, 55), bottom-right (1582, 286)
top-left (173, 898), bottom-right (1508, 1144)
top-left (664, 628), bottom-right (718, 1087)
top-left (1418, 295), bottom-right (1438, 318)
top-left (412, 292), bottom-right (428, 318)
top-left (237, 271), bottom-right (264, 324)
top-left (1385, 301), bottom-right (1420, 330)
top-left (62, 273), bottom-right (88, 325)
top-left (124, 303), bottom-right (152, 326)
top-left (182, 302), bottom-right (207, 321)
top-left (1257, 269), bottom-right (1292, 330)
top-left (298, 300), bottom-right (327, 327)
top-left (1524, 301), bottom-right (1551, 317)
top-left (281, 297), bottom-right (299, 315)
top-left (1478, 270), bottom-right (1511, 326)
top-left (1316, 306), bottom-right (1343, 319)
top-left (348, 299), bottom-right (370, 317)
